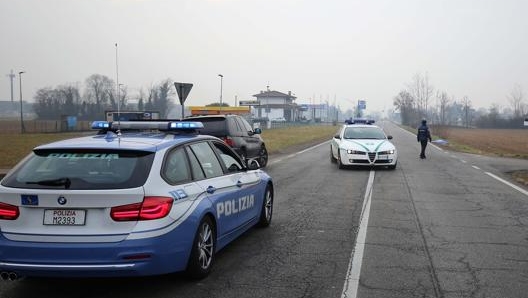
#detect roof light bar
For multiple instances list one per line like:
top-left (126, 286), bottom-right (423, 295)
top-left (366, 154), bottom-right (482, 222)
top-left (91, 121), bottom-right (111, 129)
top-left (91, 120), bottom-right (204, 131)
top-left (168, 121), bottom-right (204, 130)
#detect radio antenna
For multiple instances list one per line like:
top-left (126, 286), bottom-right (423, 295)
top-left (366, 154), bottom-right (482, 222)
top-left (115, 43), bottom-right (121, 136)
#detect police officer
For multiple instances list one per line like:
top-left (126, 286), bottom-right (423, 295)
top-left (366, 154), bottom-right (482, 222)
top-left (417, 119), bottom-right (432, 159)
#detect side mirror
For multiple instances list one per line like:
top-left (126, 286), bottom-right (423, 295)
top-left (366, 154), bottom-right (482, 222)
top-left (246, 158), bottom-right (260, 170)
top-left (334, 134), bottom-right (340, 139)
top-left (387, 135), bottom-right (393, 140)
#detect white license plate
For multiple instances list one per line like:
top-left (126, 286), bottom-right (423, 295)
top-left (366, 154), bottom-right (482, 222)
top-left (44, 209), bottom-right (86, 226)
top-left (377, 155), bottom-right (388, 160)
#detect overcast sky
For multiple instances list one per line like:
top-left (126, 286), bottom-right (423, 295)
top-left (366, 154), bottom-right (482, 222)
top-left (1, 0), bottom-right (527, 113)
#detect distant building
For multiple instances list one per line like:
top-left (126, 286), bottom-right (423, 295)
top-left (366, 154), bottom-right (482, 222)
top-left (252, 90), bottom-right (297, 121)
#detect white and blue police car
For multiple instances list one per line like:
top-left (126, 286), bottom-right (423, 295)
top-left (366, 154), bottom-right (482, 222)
top-left (0, 120), bottom-right (273, 280)
top-left (330, 122), bottom-right (398, 170)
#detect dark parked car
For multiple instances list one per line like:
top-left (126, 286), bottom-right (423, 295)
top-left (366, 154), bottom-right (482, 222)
top-left (183, 115), bottom-right (268, 167)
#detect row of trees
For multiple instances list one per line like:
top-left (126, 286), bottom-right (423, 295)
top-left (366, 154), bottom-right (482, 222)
top-left (393, 73), bottom-right (527, 128)
top-left (33, 74), bottom-right (176, 120)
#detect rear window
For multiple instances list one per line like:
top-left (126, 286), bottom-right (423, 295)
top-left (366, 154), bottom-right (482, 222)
top-left (185, 118), bottom-right (227, 136)
top-left (1, 149), bottom-right (155, 190)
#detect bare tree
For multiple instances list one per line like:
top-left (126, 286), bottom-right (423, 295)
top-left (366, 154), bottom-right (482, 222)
top-left (462, 96), bottom-right (472, 128)
top-left (393, 90), bottom-right (416, 126)
top-left (408, 72), bottom-right (434, 119)
top-left (436, 91), bottom-right (450, 125)
top-left (508, 84), bottom-right (524, 118)
top-left (84, 74), bottom-right (115, 113)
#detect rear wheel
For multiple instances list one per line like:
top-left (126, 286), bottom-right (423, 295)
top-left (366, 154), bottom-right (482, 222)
top-left (258, 146), bottom-right (268, 168)
top-left (258, 185), bottom-right (273, 227)
top-left (186, 216), bottom-right (216, 279)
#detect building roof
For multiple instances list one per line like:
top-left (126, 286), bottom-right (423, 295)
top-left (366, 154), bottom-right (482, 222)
top-left (252, 90), bottom-right (296, 100)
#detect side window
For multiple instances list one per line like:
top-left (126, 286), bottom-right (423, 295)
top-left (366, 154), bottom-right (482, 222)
top-left (162, 148), bottom-right (191, 184)
top-left (212, 141), bottom-right (243, 173)
top-left (229, 117), bottom-right (244, 134)
top-left (185, 147), bottom-right (206, 180)
top-left (239, 117), bottom-right (254, 133)
top-left (188, 142), bottom-right (224, 178)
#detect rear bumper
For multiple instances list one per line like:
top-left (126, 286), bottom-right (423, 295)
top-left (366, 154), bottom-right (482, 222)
top-left (0, 220), bottom-right (197, 278)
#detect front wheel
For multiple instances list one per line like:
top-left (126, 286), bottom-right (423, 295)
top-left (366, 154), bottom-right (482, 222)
top-left (186, 216), bottom-right (216, 279)
top-left (257, 185), bottom-right (273, 227)
top-left (337, 150), bottom-right (345, 169)
top-left (388, 161), bottom-right (397, 170)
top-left (330, 145), bottom-right (336, 163)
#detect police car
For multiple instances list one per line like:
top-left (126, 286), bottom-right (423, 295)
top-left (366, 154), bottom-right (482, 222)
top-left (0, 120), bottom-right (273, 280)
top-left (330, 121), bottom-right (397, 169)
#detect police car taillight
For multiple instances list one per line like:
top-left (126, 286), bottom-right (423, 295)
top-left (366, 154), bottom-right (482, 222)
top-left (110, 197), bottom-right (173, 221)
top-left (0, 202), bottom-right (20, 220)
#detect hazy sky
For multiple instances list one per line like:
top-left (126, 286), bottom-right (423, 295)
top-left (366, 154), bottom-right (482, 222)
top-left (1, 0), bottom-right (527, 113)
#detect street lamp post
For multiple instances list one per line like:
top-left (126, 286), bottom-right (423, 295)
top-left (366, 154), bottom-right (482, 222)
top-left (218, 74), bottom-right (223, 113)
top-left (19, 71), bottom-right (25, 133)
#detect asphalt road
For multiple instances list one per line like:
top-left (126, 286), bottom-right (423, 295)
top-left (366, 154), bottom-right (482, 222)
top-left (1, 121), bottom-right (528, 298)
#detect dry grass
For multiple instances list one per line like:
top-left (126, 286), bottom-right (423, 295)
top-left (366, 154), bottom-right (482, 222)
top-left (433, 127), bottom-right (528, 159)
top-left (0, 132), bottom-right (89, 168)
top-left (262, 125), bottom-right (338, 154)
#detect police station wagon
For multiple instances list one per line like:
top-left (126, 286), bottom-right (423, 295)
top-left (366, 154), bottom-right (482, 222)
top-left (0, 120), bottom-right (274, 280)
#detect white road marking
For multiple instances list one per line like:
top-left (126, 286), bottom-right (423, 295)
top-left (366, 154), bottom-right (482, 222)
top-left (472, 165), bottom-right (480, 170)
top-left (485, 172), bottom-right (528, 197)
top-left (268, 141), bottom-right (329, 166)
top-left (341, 170), bottom-right (375, 298)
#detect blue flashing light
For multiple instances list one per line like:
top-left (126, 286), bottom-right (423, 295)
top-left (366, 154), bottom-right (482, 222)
top-left (168, 121), bottom-right (204, 130)
top-left (92, 121), bottom-right (111, 129)
top-left (345, 118), bottom-right (375, 125)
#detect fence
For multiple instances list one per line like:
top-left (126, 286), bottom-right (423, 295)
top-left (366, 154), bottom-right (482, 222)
top-left (0, 120), bottom-right (93, 134)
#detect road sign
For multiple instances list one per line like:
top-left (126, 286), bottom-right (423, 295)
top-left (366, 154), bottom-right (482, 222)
top-left (174, 82), bottom-right (193, 105)
top-left (358, 100), bottom-right (366, 110)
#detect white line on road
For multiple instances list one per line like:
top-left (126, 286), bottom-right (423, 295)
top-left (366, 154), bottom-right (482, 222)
top-left (472, 165), bottom-right (481, 170)
top-left (341, 170), bottom-right (375, 298)
top-left (268, 141), bottom-right (329, 166)
top-left (485, 172), bottom-right (528, 197)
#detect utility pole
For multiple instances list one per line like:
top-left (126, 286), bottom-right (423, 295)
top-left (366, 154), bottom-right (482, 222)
top-left (7, 70), bottom-right (15, 102)
top-left (19, 71), bottom-right (26, 133)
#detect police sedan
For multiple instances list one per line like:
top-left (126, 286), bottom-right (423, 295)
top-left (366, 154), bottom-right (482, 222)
top-left (0, 120), bottom-right (273, 280)
top-left (330, 123), bottom-right (397, 169)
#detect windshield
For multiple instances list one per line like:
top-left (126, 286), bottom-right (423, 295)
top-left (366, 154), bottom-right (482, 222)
top-left (343, 127), bottom-right (386, 140)
top-left (2, 149), bottom-right (155, 190)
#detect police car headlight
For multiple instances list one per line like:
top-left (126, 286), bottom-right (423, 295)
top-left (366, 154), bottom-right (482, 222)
top-left (378, 149), bottom-right (395, 155)
top-left (347, 149), bottom-right (365, 154)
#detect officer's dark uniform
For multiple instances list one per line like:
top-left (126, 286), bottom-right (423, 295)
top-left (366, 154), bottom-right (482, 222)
top-left (417, 120), bottom-right (432, 159)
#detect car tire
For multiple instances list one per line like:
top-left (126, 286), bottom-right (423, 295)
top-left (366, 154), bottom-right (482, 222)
top-left (257, 184), bottom-right (273, 227)
top-left (337, 150), bottom-right (345, 169)
top-left (186, 216), bottom-right (216, 279)
top-left (258, 146), bottom-right (268, 168)
top-left (388, 162), bottom-right (397, 170)
top-left (239, 149), bottom-right (247, 163)
top-left (330, 146), bottom-right (336, 163)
